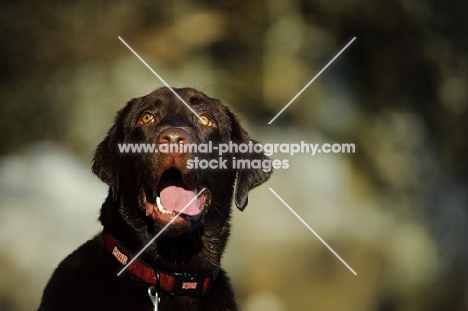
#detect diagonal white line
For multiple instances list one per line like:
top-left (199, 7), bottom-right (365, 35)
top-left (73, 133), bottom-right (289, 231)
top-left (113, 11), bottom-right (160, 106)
top-left (117, 188), bottom-right (206, 276)
top-left (117, 36), bottom-right (202, 121)
top-left (268, 188), bottom-right (357, 275)
top-left (268, 37), bottom-right (356, 124)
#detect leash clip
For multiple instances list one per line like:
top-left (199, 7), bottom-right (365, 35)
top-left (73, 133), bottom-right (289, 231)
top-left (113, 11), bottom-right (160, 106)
top-left (148, 286), bottom-right (159, 311)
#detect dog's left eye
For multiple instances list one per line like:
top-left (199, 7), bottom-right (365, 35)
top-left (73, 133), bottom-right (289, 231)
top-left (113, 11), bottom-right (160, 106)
top-left (199, 114), bottom-right (213, 127)
top-left (140, 113), bottom-right (154, 125)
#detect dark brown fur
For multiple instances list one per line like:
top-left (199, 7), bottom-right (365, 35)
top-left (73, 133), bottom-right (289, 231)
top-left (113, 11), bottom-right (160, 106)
top-left (38, 87), bottom-right (271, 310)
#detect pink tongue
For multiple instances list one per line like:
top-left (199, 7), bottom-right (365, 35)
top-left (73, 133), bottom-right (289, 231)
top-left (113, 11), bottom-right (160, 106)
top-left (160, 186), bottom-right (201, 216)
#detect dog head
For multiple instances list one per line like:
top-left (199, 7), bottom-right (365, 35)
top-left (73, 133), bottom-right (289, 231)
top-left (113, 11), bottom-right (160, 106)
top-left (92, 87), bottom-right (271, 235)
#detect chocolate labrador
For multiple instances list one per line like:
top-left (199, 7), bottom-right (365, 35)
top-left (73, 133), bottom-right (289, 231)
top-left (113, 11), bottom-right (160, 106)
top-left (38, 87), bottom-right (271, 310)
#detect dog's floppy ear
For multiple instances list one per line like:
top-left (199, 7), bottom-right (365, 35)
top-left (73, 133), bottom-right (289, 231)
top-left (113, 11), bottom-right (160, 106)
top-left (92, 123), bottom-right (120, 188)
top-left (226, 108), bottom-right (272, 211)
top-left (92, 101), bottom-right (135, 199)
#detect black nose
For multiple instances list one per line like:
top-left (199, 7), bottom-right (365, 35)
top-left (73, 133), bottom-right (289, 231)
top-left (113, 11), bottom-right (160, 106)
top-left (157, 128), bottom-right (191, 145)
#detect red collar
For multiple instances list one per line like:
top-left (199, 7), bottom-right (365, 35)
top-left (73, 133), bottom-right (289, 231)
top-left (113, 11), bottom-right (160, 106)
top-left (102, 232), bottom-right (219, 296)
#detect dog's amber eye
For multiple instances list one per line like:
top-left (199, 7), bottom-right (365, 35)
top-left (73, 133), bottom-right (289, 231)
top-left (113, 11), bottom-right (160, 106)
top-left (140, 113), bottom-right (154, 125)
top-left (199, 114), bottom-right (212, 127)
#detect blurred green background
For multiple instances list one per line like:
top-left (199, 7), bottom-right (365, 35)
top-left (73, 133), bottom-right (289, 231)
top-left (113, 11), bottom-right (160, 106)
top-left (1, 0), bottom-right (468, 310)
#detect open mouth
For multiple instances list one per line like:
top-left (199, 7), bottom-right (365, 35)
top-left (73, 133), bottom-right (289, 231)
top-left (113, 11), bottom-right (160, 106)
top-left (144, 168), bottom-right (208, 225)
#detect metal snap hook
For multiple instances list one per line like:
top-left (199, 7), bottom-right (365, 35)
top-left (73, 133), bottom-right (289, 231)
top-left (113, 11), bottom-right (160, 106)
top-left (147, 286), bottom-right (159, 311)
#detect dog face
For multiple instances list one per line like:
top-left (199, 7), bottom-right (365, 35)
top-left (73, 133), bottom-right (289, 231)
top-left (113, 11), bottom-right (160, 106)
top-left (92, 87), bottom-right (271, 236)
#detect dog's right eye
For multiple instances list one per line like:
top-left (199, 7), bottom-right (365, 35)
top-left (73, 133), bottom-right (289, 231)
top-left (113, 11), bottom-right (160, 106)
top-left (139, 113), bottom-right (154, 125)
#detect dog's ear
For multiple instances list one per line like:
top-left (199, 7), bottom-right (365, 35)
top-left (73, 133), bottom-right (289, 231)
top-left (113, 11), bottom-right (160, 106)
top-left (226, 108), bottom-right (272, 211)
top-left (234, 138), bottom-right (272, 211)
top-left (92, 123), bottom-right (120, 188)
top-left (92, 98), bottom-right (140, 189)
top-left (92, 101), bottom-right (135, 199)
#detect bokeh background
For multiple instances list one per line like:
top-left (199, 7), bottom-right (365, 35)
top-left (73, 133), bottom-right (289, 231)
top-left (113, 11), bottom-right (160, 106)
top-left (1, 1), bottom-right (468, 310)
